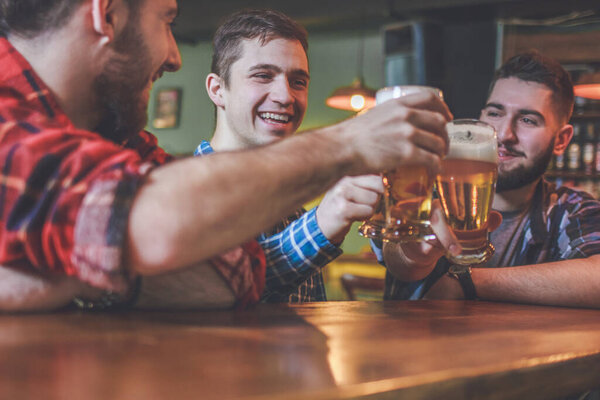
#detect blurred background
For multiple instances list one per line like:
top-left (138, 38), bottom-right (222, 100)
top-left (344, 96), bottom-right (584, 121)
top-left (149, 0), bottom-right (600, 299)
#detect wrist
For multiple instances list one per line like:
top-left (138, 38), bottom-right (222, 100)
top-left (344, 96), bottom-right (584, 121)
top-left (383, 242), bottom-right (438, 281)
top-left (447, 265), bottom-right (477, 300)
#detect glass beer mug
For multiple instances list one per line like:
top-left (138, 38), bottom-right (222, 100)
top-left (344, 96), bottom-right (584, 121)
top-left (436, 119), bottom-right (498, 265)
top-left (358, 85), bottom-right (443, 242)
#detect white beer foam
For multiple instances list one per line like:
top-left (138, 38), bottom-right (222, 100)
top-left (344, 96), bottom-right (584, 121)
top-left (446, 121), bottom-right (498, 163)
top-left (376, 85), bottom-right (443, 104)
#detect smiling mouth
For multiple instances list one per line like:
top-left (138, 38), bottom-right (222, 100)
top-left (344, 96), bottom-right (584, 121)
top-left (499, 148), bottom-right (525, 158)
top-left (259, 112), bottom-right (291, 124)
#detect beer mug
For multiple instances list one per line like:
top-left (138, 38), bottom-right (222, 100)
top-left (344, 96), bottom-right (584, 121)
top-left (359, 86), bottom-right (443, 242)
top-left (436, 119), bottom-right (498, 265)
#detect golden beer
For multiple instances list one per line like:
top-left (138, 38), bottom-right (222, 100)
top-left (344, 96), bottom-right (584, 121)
top-left (358, 85), bottom-right (442, 242)
top-left (384, 165), bottom-right (435, 241)
top-left (436, 120), bottom-right (498, 265)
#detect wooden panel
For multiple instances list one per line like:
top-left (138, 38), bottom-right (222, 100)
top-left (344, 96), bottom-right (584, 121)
top-left (503, 30), bottom-right (600, 64)
top-left (1, 301), bottom-right (599, 399)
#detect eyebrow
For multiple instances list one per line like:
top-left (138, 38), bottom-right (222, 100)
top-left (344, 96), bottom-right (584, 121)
top-left (485, 102), bottom-right (545, 122)
top-left (248, 64), bottom-right (310, 80)
top-left (166, 7), bottom-right (179, 19)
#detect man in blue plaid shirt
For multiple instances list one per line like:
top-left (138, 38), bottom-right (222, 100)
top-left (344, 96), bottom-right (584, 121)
top-left (377, 52), bottom-right (600, 309)
top-left (196, 10), bottom-right (384, 302)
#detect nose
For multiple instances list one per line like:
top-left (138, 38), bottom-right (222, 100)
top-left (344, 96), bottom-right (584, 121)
top-left (496, 118), bottom-right (518, 145)
top-left (270, 77), bottom-right (294, 106)
top-left (163, 32), bottom-right (182, 73)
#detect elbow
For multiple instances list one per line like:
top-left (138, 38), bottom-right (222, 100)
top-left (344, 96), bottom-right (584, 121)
top-left (0, 269), bottom-right (79, 313)
top-left (125, 234), bottom-right (190, 276)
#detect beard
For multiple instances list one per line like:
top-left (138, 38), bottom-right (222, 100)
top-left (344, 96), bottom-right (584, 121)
top-left (496, 138), bottom-right (555, 192)
top-left (93, 18), bottom-right (153, 144)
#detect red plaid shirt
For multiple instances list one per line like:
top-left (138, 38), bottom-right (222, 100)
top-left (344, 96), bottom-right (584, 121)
top-left (0, 37), bottom-right (265, 305)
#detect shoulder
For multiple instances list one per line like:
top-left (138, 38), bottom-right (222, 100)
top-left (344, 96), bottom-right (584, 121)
top-left (544, 181), bottom-right (600, 234)
top-left (549, 183), bottom-right (600, 213)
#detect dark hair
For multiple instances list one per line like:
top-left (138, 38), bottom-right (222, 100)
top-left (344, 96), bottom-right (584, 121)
top-left (211, 9), bottom-right (308, 86)
top-left (0, 0), bottom-right (141, 38)
top-left (489, 51), bottom-right (574, 124)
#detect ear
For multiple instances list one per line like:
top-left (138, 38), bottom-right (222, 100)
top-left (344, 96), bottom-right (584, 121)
top-left (553, 124), bottom-right (573, 155)
top-left (91, 0), bottom-right (121, 45)
top-left (206, 73), bottom-right (226, 108)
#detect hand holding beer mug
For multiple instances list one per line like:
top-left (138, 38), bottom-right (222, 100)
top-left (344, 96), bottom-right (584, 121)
top-left (358, 86), bottom-right (444, 242)
top-left (436, 119), bottom-right (498, 265)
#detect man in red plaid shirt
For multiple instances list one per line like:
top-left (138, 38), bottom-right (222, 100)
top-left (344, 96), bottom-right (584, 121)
top-left (0, 0), bottom-right (454, 312)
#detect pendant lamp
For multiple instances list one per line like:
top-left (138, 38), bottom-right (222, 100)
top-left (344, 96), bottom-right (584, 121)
top-left (574, 71), bottom-right (600, 100)
top-left (326, 29), bottom-right (376, 112)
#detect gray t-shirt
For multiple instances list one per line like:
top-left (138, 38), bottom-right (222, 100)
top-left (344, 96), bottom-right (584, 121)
top-left (481, 207), bottom-right (530, 268)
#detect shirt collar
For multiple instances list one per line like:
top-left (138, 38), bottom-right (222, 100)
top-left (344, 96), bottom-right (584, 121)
top-left (0, 37), bottom-right (69, 125)
top-left (194, 140), bottom-right (215, 156)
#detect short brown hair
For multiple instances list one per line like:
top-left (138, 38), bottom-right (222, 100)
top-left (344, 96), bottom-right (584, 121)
top-left (211, 9), bottom-right (308, 86)
top-left (489, 51), bottom-right (574, 124)
top-left (0, 0), bottom-right (142, 38)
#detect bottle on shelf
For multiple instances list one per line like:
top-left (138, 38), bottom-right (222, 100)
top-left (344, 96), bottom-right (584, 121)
top-left (582, 122), bottom-right (596, 174)
top-left (566, 123), bottom-right (581, 172)
top-left (554, 152), bottom-right (565, 171)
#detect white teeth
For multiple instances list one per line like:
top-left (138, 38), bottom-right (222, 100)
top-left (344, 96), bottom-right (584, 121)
top-left (259, 112), bottom-right (290, 122)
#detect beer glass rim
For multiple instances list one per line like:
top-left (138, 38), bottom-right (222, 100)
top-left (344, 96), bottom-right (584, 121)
top-left (447, 118), bottom-right (495, 131)
top-left (376, 85), bottom-right (443, 101)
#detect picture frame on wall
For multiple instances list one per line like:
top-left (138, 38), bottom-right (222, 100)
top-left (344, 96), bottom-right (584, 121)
top-left (152, 88), bottom-right (182, 129)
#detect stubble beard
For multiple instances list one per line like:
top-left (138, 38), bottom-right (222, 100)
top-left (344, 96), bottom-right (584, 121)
top-left (496, 139), bottom-right (555, 192)
top-left (93, 18), bottom-right (153, 144)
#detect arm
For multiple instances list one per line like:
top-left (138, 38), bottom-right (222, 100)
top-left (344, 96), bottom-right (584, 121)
top-left (475, 257), bottom-right (600, 308)
top-left (259, 175), bottom-right (383, 296)
top-left (260, 208), bottom-right (342, 297)
top-left (127, 93), bottom-right (452, 276)
top-left (0, 266), bottom-right (98, 312)
top-left (135, 262), bottom-right (236, 310)
top-left (426, 256), bottom-right (600, 309)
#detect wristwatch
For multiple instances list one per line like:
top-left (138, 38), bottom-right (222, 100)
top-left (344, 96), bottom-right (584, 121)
top-left (447, 265), bottom-right (478, 300)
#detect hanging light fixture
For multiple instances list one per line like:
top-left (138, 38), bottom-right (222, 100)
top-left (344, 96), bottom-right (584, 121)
top-left (326, 26), bottom-right (376, 112)
top-left (326, 77), bottom-right (376, 112)
top-left (574, 70), bottom-right (600, 100)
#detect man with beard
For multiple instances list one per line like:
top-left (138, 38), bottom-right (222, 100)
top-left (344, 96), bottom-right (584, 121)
top-left (196, 10), bottom-right (384, 303)
top-left (0, 0), bottom-right (452, 311)
top-left (378, 52), bottom-right (600, 309)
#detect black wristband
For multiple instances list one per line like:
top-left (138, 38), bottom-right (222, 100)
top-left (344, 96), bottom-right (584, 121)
top-left (447, 265), bottom-right (477, 300)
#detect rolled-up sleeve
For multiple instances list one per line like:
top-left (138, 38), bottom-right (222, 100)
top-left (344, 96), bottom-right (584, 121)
top-left (1, 128), bottom-right (158, 294)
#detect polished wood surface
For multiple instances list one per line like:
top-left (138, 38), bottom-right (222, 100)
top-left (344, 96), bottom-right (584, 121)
top-left (2, 301), bottom-right (600, 399)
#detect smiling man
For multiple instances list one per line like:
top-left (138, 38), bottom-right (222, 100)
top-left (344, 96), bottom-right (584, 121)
top-left (197, 10), bottom-right (384, 302)
top-left (379, 51), bottom-right (600, 309)
top-left (0, 1), bottom-right (452, 311)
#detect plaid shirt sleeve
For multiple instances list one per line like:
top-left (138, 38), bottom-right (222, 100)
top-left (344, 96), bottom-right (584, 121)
top-left (259, 207), bottom-right (342, 295)
top-left (553, 189), bottom-right (600, 259)
top-left (0, 124), bottom-right (157, 293)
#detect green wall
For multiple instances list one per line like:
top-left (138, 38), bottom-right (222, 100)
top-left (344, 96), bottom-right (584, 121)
top-left (147, 30), bottom-right (384, 253)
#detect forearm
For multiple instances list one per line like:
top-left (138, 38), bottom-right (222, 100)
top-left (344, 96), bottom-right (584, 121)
top-left (383, 241), bottom-right (439, 282)
top-left (262, 209), bottom-right (342, 293)
top-left (135, 262), bottom-right (235, 310)
top-left (0, 266), bottom-right (95, 312)
top-left (127, 126), bottom-right (353, 275)
top-left (472, 255), bottom-right (600, 308)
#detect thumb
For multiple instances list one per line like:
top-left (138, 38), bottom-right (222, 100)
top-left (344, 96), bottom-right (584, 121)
top-left (487, 211), bottom-right (503, 232)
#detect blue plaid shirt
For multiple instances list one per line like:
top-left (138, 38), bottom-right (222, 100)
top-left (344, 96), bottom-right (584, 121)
top-left (373, 179), bottom-right (600, 300)
top-left (195, 141), bottom-right (342, 302)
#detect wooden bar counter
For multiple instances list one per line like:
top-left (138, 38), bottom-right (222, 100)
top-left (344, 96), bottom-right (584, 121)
top-left (1, 301), bottom-right (599, 399)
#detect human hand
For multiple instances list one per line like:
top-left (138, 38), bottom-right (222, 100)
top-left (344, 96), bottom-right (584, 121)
top-left (316, 175), bottom-right (384, 245)
top-left (383, 202), bottom-right (502, 282)
top-left (340, 90), bottom-right (453, 176)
